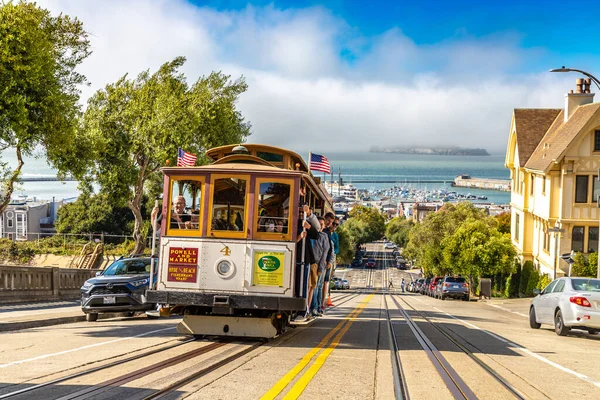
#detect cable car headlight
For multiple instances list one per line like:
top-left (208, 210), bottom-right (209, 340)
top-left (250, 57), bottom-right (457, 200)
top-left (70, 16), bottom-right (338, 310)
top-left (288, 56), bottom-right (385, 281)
top-left (217, 261), bottom-right (231, 275)
top-left (215, 259), bottom-right (235, 279)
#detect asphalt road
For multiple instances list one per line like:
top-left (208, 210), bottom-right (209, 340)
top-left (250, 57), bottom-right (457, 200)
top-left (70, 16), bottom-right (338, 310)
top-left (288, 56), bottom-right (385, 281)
top-left (1, 243), bottom-right (599, 399)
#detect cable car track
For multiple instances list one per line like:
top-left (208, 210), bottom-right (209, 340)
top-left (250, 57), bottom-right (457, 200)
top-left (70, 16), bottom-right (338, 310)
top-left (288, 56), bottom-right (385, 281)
top-left (385, 294), bottom-right (526, 399)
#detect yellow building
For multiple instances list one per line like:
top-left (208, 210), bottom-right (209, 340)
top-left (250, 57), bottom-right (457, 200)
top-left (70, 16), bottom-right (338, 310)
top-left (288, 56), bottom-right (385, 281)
top-left (505, 78), bottom-right (600, 278)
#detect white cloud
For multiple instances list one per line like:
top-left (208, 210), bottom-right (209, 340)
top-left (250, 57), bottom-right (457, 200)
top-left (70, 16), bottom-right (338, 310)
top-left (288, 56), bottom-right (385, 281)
top-left (37, 0), bottom-right (576, 154)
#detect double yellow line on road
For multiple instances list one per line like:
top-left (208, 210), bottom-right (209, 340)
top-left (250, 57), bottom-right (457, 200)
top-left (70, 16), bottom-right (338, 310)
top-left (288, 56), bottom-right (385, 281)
top-left (261, 294), bottom-right (374, 400)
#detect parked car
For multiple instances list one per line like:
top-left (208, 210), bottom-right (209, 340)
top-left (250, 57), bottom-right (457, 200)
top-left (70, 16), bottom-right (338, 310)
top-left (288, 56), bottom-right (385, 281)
top-left (351, 259), bottom-right (363, 268)
top-left (340, 279), bottom-right (350, 290)
top-left (412, 278), bottom-right (425, 293)
top-left (80, 256), bottom-right (158, 321)
top-left (407, 281), bottom-right (415, 292)
top-left (420, 278), bottom-right (431, 295)
top-left (530, 277), bottom-right (600, 336)
top-left (384, 242), bottom-right (397, 249)
top-left (365, 258), bottom-right (376, 268)
top-left (427, 277), bottom-right (443, 296)
top-left (434, 276), bottom-right (470, 301)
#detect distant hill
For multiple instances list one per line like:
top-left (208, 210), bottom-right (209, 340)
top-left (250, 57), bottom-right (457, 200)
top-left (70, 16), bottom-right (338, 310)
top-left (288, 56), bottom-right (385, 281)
top-left (370, 146), bottom-right (490, 156)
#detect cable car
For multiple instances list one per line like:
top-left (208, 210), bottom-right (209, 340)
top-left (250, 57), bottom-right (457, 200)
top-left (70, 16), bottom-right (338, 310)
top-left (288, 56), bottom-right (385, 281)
top-left (146, 144), bottom-right (332, 337)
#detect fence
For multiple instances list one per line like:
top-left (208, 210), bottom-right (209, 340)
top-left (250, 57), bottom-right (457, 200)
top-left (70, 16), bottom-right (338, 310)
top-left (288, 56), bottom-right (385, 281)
top-left (0, 265), bottom-right (99, 303)
top-left (0, 231), bottom-right (154, 252)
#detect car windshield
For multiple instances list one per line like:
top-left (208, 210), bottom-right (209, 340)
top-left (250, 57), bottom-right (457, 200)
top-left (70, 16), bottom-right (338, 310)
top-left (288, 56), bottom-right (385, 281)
top-left (571, 278), bottom-right (600, 292)
top-left (445, 277), bottom-right (466, 283)
top-left (104, 259), bottom-right (151, 276)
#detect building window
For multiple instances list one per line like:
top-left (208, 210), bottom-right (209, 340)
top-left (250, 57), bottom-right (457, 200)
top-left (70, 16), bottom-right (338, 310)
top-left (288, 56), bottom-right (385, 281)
top-left (530, 175), bottom-right (534, 195)
top-left (543, 229), bottom-right (550, 252)
top-left (7, 218), bottom-right (13, 228)
top-left (589, 227), bottom-right (599, 253)
top-left (595, 130), bottom-right (600, 151)
top-left (575, 176), bottom-right (589, 203)
top-left (594, 176), bottom-right (600, 204)
top-left (515, 214), bottom-right (520, 242)
top-left (572, 226), bottom-right (585, 253)
top-left (542, 177), bottom-right (546, 194)
top-left (210, 177), bottom-right (247, 232)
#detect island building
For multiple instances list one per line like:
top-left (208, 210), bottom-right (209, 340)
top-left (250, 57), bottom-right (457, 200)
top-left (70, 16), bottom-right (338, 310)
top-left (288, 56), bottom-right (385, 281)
top-left (505, 78), bottom-right (600, 277)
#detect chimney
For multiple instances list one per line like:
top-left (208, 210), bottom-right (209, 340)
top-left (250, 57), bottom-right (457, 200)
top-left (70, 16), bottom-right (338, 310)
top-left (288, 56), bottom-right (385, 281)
top-left (565, 78), bottom-right (594, 122)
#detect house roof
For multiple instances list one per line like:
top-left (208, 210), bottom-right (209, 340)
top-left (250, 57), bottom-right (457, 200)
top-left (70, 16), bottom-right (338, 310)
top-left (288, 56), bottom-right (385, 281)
top-left (513, 108), bottom-right (562, 167)
top-left (525, 103), bottom-right (600, 172)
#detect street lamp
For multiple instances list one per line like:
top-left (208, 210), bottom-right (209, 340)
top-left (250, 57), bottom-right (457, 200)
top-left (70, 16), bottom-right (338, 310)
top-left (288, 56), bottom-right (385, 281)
top-left (548, 223), bottom-right (565, 279)
top-left (549, 66), bottom-right (600, 91)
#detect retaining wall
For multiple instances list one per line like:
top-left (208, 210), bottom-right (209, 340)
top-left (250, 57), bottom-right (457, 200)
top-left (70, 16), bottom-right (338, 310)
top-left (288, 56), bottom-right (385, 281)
top-left (0, 265), bottom-right (98, 303)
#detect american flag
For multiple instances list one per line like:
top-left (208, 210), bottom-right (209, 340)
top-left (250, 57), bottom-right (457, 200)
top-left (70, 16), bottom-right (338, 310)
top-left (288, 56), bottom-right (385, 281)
top-left (177, 148), bottom-right (197, 167)
top-left (310, 153), bottom-right (331, 174)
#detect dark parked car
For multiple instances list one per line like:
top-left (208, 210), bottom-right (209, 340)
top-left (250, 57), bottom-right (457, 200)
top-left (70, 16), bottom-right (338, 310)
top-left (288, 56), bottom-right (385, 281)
top-left (351, 259), bottom-right (363, 268)
top-left (434, 276), bottom-right (470, 301)
top-left (365, 258), bottom-right (376, 268)
top-left (81, 257), bottom-right (158, 321)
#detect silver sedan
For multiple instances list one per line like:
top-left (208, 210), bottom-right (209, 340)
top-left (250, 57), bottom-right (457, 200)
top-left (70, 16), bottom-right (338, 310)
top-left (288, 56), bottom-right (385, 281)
top-left (530, 277), bottom-right (600, 336)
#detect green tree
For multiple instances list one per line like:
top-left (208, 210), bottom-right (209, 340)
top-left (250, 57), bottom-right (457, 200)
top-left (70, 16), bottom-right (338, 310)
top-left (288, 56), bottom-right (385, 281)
top-left (348, 205), bottom-right (385, 243)
top-left (341, 218), bottom-right (370, 250)
top-left (0, 1), bottom-right (90, 215)
top-left (335, 225), bottom-right (354, 264)
top-left (55, 190), bottom-right (136, 236)
top-left (519, 261), bottom-right (533, 296)
top-left (80, 58), bottom-right (251, 254)
top-left (495, 212), bottom-right (511, 235)
top-left (442, 218), bottom-right (515, 292)
top-left (385, 217), bottom-right (414, 248)
top-left (404, 202), bottom-right (485, 276)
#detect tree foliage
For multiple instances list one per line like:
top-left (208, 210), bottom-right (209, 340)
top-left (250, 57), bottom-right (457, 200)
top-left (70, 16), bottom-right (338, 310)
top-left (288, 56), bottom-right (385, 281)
top-left (385, 217), bottom-right (414, 248)
top-left (335, 225), bottom-right (354, 264)
top-left (55, 191), bottom-right (137, 236)
top-left (572, 252), bottom-right (598, 277)
top-left (495, 212), bottom-right (511, 235)
top-left (0, 1), bottom-right (90, 214)
top-left (348, 205), bottom-right (385, 243)
top-left (79, 58), bottom-right (251, 254)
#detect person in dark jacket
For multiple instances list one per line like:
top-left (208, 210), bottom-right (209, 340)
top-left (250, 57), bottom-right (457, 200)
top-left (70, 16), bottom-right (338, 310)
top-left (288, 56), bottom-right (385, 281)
top-left (294, 204), bottom-right (319, 320)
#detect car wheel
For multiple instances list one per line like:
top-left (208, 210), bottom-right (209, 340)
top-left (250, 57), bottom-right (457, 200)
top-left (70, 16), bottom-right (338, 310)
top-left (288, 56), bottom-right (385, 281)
top-left (440, 295), bottom-right (445, 301)
top-left (529, 307), bottom-right (541, 329)
top-left (463, 295), bottom-right (470, 302)
top-left (588, 329), bottom-right (600, 335)
top-left (125, 311), bottom-right (136, 317)
top-left (147, 314), bottom-right (160, 319)
top-left (86, 313), bottom-right (98, 322)
top-left (554, 309), bottom-right (570, 336)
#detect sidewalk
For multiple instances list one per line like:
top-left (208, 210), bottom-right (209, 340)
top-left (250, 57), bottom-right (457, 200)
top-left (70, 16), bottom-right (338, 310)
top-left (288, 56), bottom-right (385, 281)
top-left (0, 300), bottom-right (118, 332)
top-left (480, 297), bottom-right (532, 318)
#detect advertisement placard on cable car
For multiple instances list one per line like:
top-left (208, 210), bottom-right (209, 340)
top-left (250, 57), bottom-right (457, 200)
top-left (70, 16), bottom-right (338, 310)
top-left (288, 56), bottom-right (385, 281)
top-left (167, 247), bottom-right (199, 283)
top-left (252, 250), bottom-right (285, 287)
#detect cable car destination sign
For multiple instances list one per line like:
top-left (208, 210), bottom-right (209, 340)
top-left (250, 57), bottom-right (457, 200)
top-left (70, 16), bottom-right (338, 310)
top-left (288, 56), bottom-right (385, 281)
top-left (167, 247), bottom-right (199, 283)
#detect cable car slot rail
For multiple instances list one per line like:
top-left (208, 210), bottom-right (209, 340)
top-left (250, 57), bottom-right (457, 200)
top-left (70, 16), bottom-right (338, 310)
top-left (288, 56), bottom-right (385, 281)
top-left (0, 337), bottom-right (196, 399)
top-left (393, 295), bottom-right (526, 399)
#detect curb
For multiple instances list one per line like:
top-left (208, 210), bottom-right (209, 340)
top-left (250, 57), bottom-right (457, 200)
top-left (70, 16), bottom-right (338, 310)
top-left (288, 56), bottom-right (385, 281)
top-left (0, 313), bottom-right (122, 332)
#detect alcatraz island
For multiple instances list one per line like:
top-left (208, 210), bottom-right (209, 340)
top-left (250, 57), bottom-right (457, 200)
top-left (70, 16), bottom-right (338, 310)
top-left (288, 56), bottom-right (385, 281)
top-left (370, 146), bottom-right (490, 156)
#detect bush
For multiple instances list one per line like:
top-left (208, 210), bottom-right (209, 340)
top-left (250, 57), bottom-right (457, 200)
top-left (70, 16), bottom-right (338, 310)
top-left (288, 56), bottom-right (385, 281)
top-left (0, 239), bottom-right (36, 264)
top-left (519, 261), bottom-right (533, 296)
top-left (537, 273), bottom-right (552, 291)
top-left (505, 259), bottom-right (521, 298)
top-left (525, 270), bottom-right (540, 297)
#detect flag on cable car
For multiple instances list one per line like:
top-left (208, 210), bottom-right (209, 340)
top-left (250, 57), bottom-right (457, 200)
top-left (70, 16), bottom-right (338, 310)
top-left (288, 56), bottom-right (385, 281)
top-left (309, 153), bottom-right (331, 174)
top-left (177, 148), bottom-right (197, 167)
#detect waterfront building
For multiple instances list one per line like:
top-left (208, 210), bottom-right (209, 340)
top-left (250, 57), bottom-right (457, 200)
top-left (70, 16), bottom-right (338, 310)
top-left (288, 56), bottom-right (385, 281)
top-left (505, 78), bottom-right (600, 277)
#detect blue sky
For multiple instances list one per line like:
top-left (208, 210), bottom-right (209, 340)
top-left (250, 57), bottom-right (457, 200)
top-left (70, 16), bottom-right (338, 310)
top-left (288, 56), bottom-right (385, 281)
top-left (32, 0), bottom-right (600, 153)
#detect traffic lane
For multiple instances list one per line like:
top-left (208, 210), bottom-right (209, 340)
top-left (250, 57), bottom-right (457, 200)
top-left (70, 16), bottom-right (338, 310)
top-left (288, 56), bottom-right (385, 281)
top-left (0, 316), bottom-right (181, 388)
top-left (402, 293), bottom-right (600, 398)
top-left (183, 294), bottom-right (383, 400)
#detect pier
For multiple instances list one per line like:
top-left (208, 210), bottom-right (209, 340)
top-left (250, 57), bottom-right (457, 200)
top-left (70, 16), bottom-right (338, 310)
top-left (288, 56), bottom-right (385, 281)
top-left (451, 174), bottom-right (510, 191)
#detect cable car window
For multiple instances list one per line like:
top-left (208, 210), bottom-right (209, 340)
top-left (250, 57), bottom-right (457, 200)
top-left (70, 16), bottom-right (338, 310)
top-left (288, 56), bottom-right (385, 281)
top-left (257, 152), bottom-right (284, 163)
top-left (211, 178), bottom-right (247, 231)
top-left (257, 182), bottom-right (291, 234)
top-left (169, 180), bottom-right (202, 231)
